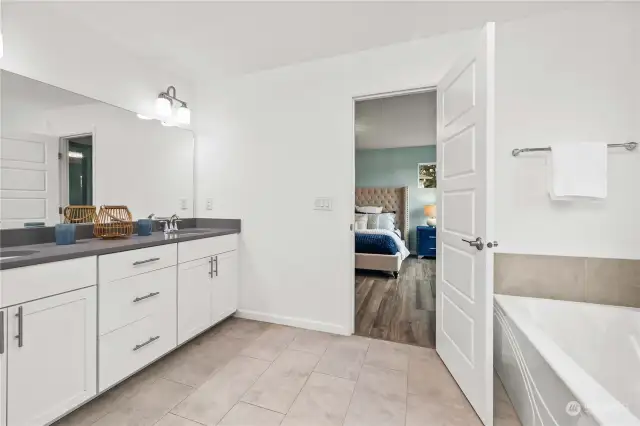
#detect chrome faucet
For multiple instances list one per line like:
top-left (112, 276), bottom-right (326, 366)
top-left (169, 214), bottom-right (181, 232)
top-left (150, 213), bottom-right (181, 234)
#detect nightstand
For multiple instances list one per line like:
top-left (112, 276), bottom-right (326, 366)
top-left (417, 225), bottom-right (437, 258)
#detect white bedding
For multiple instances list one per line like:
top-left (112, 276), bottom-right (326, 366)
top-left (356, 229), bottom-right (410, 260)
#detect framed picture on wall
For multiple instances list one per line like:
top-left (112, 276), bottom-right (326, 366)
top-left (418, 163), bottom-right (437, 188)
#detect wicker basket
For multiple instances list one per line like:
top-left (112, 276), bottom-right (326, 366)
top-left (63, 205), bottom-right (97, 224)
top-left (94, 205), bottom-right (133, 239)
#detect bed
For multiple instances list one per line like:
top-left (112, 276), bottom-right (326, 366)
top-left (355, 187), bottom-right (410, 278)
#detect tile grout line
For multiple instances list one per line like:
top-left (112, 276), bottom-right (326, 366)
top-left (240, 400), bottom-right (291, 416)
top-left (155, 412), bottom-right (208, 426)
top-left (339, 338), bottom-right (372, 425)
top-left (276, 353), bottom-right (321, 420)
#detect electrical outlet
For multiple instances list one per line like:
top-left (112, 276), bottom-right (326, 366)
top-left (180, 198), bottom-right (188, 210)
top-left (206, 198), bottom-right (213, 210)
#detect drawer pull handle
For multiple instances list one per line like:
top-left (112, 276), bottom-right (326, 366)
top-left (133, 292), bottom-right (160, 303)
top-left (429, 236), bottom-right (436, 239)
top-left (0, 311), bottom-right (4, 354)
top-left (133, 258), bottom-right (160, 266)
top-left (15, 307), bottom-right (23, 348)
top-left (214, 256), bottom-right (218, 277)
top-left (133, 335), bottom-right (160, 351)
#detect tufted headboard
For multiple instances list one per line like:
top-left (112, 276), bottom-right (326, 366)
top-left (355, 186), bottom-right (409, 241)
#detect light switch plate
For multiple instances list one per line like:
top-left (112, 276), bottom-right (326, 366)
top-left (180, 198), bottom-right (188, 210)
top-left (206, 198), bottom-right (213, 210)
top-left (314, 197), bottom-right (332, 211)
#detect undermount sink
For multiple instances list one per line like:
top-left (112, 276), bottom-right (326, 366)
top-left (175, 229), bottom-right (211, 235)
top-left (0, 249), bottom-right (39, 260)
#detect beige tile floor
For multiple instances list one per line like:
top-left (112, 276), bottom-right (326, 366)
top-left (54, 318), bottom-right (521, 426)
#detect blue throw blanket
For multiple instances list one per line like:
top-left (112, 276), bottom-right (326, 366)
top-left (355, 232), bottom-right (400, 255)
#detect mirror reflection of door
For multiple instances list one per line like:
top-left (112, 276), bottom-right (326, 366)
top-left (68, 137), bottom-right (93, 205)
top-left (60, 135), bottom-right (93, 219)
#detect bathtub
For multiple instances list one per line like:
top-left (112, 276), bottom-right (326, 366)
top-left (494, 294), bottom-right (640, 426)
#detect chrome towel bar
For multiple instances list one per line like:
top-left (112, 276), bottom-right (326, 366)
top-left (512, 141), bottom-right (638, 157)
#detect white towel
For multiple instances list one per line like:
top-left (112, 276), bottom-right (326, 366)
top-left (547, 142), bottom-right (607, 200)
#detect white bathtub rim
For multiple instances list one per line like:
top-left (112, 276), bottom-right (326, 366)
top-left (494, 295), bottom-right (640, 426)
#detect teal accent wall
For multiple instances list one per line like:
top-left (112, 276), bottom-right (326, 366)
top-left (355, 146), bottom-right (436, 252)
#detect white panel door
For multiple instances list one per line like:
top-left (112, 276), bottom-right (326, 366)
top-left (436, 23), bottom-right (496, 426)
top-left (177, 257), bottom-right (213, 345)
top-left (0, 133), bottom-right (59, 228)
top-left (211, 251), bottom-right (238, 325)
top-left (7, 287), bottom-right (97, 426)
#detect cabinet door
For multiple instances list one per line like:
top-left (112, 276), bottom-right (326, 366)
top-left (0, 309), bottom-right (7, 426)
top-left (178, 257), bottom-right (213, 345)
top-left (8, 287), bottom-right (97, 426)
top-left (212, 251), bottom-right (238, 325)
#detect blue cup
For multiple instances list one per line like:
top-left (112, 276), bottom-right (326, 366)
top-left (55, 223), bottom-right (76, 245)
top-left (137, 219), bottom-right (153, 236)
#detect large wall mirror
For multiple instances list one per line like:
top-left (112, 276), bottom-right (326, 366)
top-left (0, 71), bottom-right (195, 229)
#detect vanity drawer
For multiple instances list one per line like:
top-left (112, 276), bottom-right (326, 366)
top-left (178, 234), bottom-right (237, 263)
top-left (99, 244), bottom-right (177, 283)
top-left (99, 309), bottom-right (176, 392)
top-left (99, 266), bottom-right (176, 335)
top-left (1, 257), bottom-right (97, 308)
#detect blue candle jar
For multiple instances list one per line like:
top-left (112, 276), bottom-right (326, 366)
top-left (137, 219), bottom-right (153, 236)
top-left (55, 223), bottom-right (76, 245)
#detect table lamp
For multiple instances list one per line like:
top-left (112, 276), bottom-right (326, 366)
top-left (424, 205), bottom-right (437, 227)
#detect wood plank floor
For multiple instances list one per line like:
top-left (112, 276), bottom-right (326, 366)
top-left (355, 256), bottom-right (436, 348)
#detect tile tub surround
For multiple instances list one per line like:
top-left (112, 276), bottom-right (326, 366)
top-left (53, 317), bottom-right (521, 426)
top-left (0, 218), bottom-right (241, 248)
top-left (495, 253), bottom-right (640, 308)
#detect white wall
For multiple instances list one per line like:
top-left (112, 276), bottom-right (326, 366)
top-left (0, 2), bottom-right (194, 123)
top-left (196, 30), bottom-right (475, 334)
top-left (196, 3), bottom-right (638, 333)
top-left (494, 3), bottom-right (639, 259)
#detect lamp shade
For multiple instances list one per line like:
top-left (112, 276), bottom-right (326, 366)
top-left (424, 205), bottom-right (436, 217)
top-left (176, 105), bottom-right (191, 125)
top-left (155, 96), bottom-right (172, 117)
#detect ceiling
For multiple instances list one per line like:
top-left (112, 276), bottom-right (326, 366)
top-left (356, 91), bottom-right (437, 150)
top-left (31, 1), bottom-right (575, 80)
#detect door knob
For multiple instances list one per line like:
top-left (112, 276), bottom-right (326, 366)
top-left (487, 241), bottom-right (499, 248)
top-left (461, 237), bottom-right (484, 251)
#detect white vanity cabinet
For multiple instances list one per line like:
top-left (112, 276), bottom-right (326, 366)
top-left (212, 250), bottom-right (238, 325)
top-left (177, 235), bottom-right (238, 344)
top-left (7, 288), bottom-right (97, 426)
top-left (0, 257), bottom-right (97, 426)
top-left (98, 245), bottom-right (177, 392)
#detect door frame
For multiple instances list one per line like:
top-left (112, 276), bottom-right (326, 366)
top-left (58, 131), bottom-right (96, 212)
top-left (350, 85), bottom-right (437, 335)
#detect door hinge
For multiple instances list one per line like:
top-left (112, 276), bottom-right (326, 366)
top-left (58, 206), bottom-right (63, 214)
top-left (58, 152), bottom-right (62, 160)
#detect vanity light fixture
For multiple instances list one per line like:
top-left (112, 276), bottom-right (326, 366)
top-left (68, 151), bottom-right (84, 159)
top-left (155, 86), bottom-right (190, 125)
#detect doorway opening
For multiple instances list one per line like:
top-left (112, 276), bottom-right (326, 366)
top-left (353, 87), bottom-right (437, 348)
top-left (59, 134), bottom-right (94, 215)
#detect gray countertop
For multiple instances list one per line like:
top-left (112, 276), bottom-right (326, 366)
top-left (0, 228), bottom-right (239, 270)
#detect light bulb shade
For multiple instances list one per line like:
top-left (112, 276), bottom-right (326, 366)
top-left (176, 105), bottom-right (191, 125)
top-left (155, 96), bottom-right (172, 117)
top-left (424, 205), bottom-right (436, 218)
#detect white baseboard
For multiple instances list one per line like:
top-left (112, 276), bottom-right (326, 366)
top-left (235, 309), bottom-right (349, 336)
